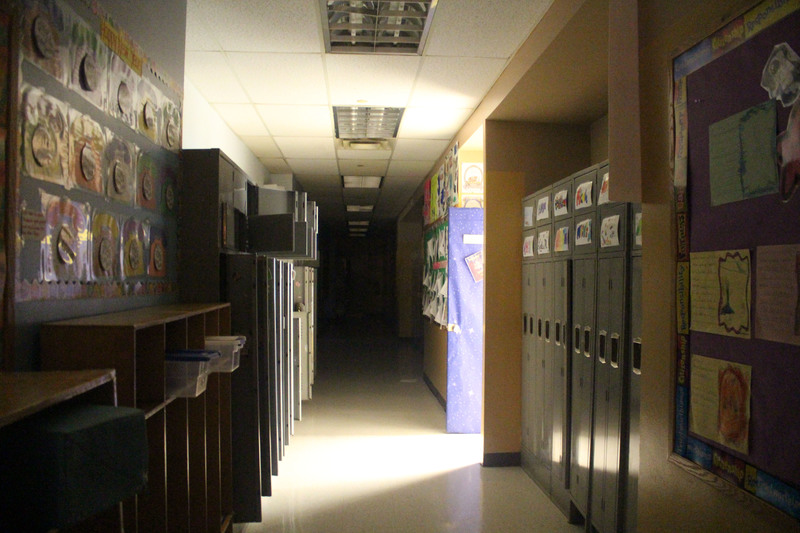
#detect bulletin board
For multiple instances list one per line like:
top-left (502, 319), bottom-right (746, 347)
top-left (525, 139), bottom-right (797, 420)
top-left (672, 0), bottom-right (800, 519)
top-left (12, 0), bottom-right (180, 305)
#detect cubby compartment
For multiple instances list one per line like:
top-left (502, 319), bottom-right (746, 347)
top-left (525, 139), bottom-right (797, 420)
top-left (40, 303), bottom-right (234, 532)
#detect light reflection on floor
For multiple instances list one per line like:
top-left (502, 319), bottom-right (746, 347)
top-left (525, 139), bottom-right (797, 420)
top-left (237, 319), bottom-right (583, 533)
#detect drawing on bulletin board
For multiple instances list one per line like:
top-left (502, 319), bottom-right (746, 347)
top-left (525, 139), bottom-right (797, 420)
top-left (672, 1), bottom-right (800, 518)
top-left (690, 250), bottom-right (751, 338)
top-left (755, 244), bottom-right (800, 345)
top-left (708, 100), bottom-right (778, 206)
top-left (690, 354), bottom-right (751, 455)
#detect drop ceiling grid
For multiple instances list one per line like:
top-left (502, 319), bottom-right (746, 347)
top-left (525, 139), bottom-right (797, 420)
top-left (325, 54), bottom-right (421, 107)
top-left (211, 103), bottom-right (270, 136)
top-left (409, 55), bottom-right (508, 108)
top-left (422, 0), bottom-right (554, 59)
top-left (286, 159), bottom-right (340, 176)
top-left (188, 0), bottom-right (324, 54)
top-left (184, 51), bottom-right (249, 103)
top-left (227, 53), bottom-right (329, 105)
top-left (239, 136), bottom-right (283, 159)
top-left (256, 105), bottom-right (334, 137)
top-left (386, 159), bottom-right (436, 178)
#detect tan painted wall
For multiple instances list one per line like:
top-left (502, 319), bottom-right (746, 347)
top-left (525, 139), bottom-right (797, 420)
top-left (636, 1), bottom-right (800, 530)
top-left (423, 319), bottom-right (448, 401)
top-left (482, 120), bottom-right (590, 456)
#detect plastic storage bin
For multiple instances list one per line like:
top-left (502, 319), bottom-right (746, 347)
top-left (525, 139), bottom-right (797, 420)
top-left (205, 335), bottom-right (245, 373)
top-left (165, 350), bottom-right (219, 397)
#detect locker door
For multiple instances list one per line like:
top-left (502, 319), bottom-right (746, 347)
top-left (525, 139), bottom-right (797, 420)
top-left (592, 257), bottom-right (611, 532)
top-left (256, 258), bottom-right (273, 496)
top-left (594, 254), bottom-right (627, 533)
top-left (268, 259), bottom-right (283, 464)
top-left (542, 260), bottom-right (555, 475)
top-left (552, 259), bottom-right (571, 489)
top-left (521, 263), bottom-right (536, 455)
top-left (626, 253), bottom-right (642, 533)
top-left (570, 256), bottom-right (595, 515)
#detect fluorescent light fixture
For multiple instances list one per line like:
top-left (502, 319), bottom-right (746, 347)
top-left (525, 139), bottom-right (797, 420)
top-left (348, 220), bottom-right (370, 226)
top-left (321, 1), bottom-right (438, 55)
top-left (349, 233), bottom-right (367, 238)
top-left (333, 106), bottom-right (404, 139)
top-left (346, 205), bottom-right (373, 213)
top-left (343, 176), bottom-right (382, 188)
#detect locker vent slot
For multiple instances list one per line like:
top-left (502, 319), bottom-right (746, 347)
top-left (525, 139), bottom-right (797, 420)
top-left (610, 333), bottom-right (620, 368)
top-left (598, 330), bottom-right (607, 363)
top-left (584, 327), bottom-right (592, 357)
top-left (633, 338), bottom-right (642, 375)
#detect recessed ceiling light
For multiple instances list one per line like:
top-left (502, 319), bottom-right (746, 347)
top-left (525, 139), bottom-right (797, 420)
top-left (333, 106), bottom-right (404, 139)
top-left (348, 220), bottom-right (369, 226)
top-left (349, 233), bottom-right (367, 238)
top-left (346, 205), bottom-right (373, 213)
top-left (321, 0), bottom-right (438, 55)
top-left (343, 176), bottom-right (382, 188)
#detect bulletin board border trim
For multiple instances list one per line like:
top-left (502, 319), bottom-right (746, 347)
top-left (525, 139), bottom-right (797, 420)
top-left (669, 0), bottom-right (800, 522)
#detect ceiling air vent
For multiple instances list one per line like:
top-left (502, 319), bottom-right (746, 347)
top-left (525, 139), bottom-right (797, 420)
top-left (333, 106), bottom-right (404, 139)
top-left (321, 1), bottom-right (437, 55)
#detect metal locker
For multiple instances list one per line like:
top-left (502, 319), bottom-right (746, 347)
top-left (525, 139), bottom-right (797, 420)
top-left (267, 259), bottom-right (284, 465)
top-left (521, 261), bottom-right (536, 456)
top-left (551, 258), bottom-right (572, 513)
top-left (592, 202), bottom-right (630, 533)
top-left (222, 253), bottom-right (263, 522)
top-left (626, 206), bottom-right (643, 533)
top-left (256, 257), bottom-right (273, 496)
top-left (570, 255), bottom-right (596, 516)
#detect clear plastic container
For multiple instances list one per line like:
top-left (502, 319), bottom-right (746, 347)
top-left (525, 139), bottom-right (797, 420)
top-left (165, 350), bottom-right (220, 397)
top-left (205, 335), bottom-right (245, 373)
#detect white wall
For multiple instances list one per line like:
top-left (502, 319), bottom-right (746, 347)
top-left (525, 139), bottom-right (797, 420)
top-left (182, 79), bottom-right (269, 184)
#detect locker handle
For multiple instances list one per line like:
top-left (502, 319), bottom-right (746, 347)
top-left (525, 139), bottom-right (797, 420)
top-left (545, 320), bottom-right (551, 342)
top-left (574, 325), bottom-right (581, 354)
top-left (583, 327), bottom-right (592, 358)
top-left (610, 333), bottom-right (620, 368)
top-left (529, 316), bottom-right (534, 336)
top-left (598, 330), bottom-right (607, 363)
top-left (633, 338), bottom-right (642, 375)
top-left (523, 313), bottom-right (528, 335)
top-left (554, 320), bottom-right (561, 345)
top-left (538, 318), bottom-right (543, 339)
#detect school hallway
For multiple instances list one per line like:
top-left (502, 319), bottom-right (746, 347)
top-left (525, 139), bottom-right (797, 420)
top-left (236, 316), bottom-right (584, 533)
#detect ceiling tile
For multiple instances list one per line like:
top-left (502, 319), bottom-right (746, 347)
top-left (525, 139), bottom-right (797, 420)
top-left (374, 176), bottom-right (420, 219)
top-left (228, 53), bottom-right (328, 104)
top-left (392, 139), bottom-right (450, 161)
top-left (338, 160), bottom-right (389, 175)
top-left (343, 188), bottom-right (381, 204)
top-left (295, 174), bottom-right (342, 192)
top-left (286, 158), bottom-right (340, 175)
top-left (185, 52), bottom-right (249, 103)
top-left (326, 54), bottom-right (420, 107)
top-left (188, 0), bottom-right (322, 53)
top-left (336, 147), bottom-right (393, 161)
top-left (240, 136), bottom-right (283, 159)
top-left (256, 105), bottom-right (333, 137)
top-left (274, 137), bottom-right (336, 159)
top-left (212, 103), bottom-right (270, 136)
top-left (396, 107), bottom-right (473, 139)
top-left (185, 1), bottom-right (220, 51)
top-left (410, 56), bottom-right (507, 108)
top-left (423, 0), bottom-right (553, 58)
top-left (259, 158), bottom-right (292, 174)
top-left (387, 160), bottom-right (436, 178)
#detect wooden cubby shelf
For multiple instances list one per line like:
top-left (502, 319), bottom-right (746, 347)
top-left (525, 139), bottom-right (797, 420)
top-left (40, 303), bottom-right (235, 533)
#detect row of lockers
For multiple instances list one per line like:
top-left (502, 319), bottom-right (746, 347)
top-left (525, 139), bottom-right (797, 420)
top-left (521, 163), bottom-right (642, 533)
top-left (179, 148), bottom-right (318, 524)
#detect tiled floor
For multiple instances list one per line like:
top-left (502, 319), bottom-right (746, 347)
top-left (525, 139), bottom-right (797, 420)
top-left (238, 317), bottom-right (584, 533)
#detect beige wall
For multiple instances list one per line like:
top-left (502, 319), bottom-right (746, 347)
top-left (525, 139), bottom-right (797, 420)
top-left (636, 1), bottom-right (800, 531)
top-left (482, 120), bottom-right (590, 456)
top-left (423, 320), bottom-right (448, 401)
